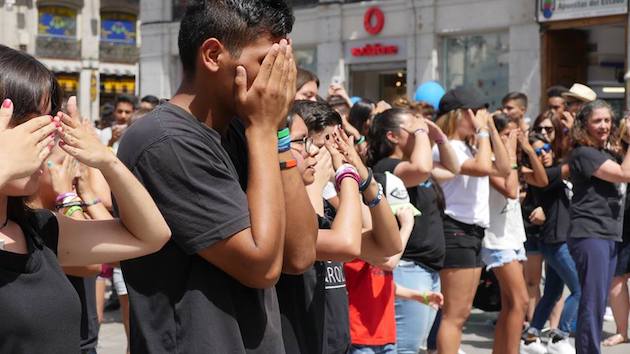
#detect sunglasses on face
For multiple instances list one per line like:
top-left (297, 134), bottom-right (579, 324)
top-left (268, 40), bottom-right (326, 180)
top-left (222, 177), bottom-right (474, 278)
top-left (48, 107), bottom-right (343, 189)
top-left (533, 126), bottom-right (554, 134)
top-left (534, 143), bottom-right (552, 156)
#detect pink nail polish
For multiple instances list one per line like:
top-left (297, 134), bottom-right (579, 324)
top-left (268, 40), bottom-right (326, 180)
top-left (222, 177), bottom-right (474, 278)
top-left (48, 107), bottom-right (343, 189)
top-left (2, 99), bottom-right (11, 109)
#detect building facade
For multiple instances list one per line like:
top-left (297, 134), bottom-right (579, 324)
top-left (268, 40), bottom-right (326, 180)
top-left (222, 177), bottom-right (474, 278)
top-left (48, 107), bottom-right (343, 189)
top-left (139, 0), bottom-right (630, 117)
top-left (0, 0), bottom-right (140, 120)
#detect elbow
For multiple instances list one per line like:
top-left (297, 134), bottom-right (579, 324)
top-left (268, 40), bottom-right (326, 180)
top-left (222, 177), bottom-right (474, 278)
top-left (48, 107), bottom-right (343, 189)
top-left (146, 225), bottom-right (171, 254)
top-left (507, 191), bottom-right (519, 200)
top-left (243, 273), bottom-right (281, 289)
top-left (337, 239), bottom-right (362, 262)
top-left (282, 251), bottom-right (316, 275)
top-left (378, 260), bottom-right (396, 272)
top-left (448, 163), bottom-right (461, 175)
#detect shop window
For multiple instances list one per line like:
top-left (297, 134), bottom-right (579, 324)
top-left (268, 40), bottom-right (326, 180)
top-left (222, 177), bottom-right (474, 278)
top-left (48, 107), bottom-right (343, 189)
top-left (101, 12), bottom-right (137, 46)
top-left (100, 75), bottom-right (136, 106)
top-left (38, 6), bottom-right (77, 38)
top-left (56, 73), bottom-right (79, 102)
top-left (442, 32), bottom-right (509, 110)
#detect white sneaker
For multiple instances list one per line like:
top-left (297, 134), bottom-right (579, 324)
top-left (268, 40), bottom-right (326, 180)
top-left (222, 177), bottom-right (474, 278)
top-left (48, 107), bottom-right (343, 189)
top-left (604, 306), bottom-right (614, 322)
top-left (520, 338), bottom-right (548, 354)
top-left (547, 337), bottom-right (575, 354)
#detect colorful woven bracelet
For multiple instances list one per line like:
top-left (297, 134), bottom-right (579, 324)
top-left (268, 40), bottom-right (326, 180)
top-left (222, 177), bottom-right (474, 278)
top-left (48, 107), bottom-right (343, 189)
top-left (277, 127), bottom-right (290, 139)
top-left (280, 159), bottom-right (297, 170)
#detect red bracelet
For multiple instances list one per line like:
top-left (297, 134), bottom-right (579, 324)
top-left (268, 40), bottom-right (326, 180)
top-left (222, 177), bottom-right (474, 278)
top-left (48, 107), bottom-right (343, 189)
top-left (280, 159), bottom-right (297, 170)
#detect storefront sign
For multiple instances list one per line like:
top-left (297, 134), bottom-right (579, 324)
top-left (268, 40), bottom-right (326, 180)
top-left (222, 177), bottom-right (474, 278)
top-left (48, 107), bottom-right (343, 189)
top-left (537, 0), bottom-right (628, 22)
top-left (345, 38), bottom-right (406, 65)
top-left (351, 43), bottom-right (399, 57)
top-left (364, 7), bottom-right (385, 35)
top-left (38, 6), bottom-right (77, 38)
top-left (101, 12), bottom-right (137, 45)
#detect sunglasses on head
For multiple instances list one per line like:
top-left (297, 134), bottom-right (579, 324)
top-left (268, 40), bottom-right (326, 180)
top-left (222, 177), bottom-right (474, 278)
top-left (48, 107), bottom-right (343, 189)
top-left (533, 126), bottom-right (554, 134)
top-left (534, 143), bottom-right (552, 156)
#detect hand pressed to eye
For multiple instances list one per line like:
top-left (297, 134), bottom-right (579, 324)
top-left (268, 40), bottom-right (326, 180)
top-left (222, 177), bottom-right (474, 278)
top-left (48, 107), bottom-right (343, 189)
top-left (332, 127), bottom-right (369, 180)
top-left (0, 99), bottom-right (57, 182)
top-left (58, 111), bottom-right (115, 170)
top-left (234, 39), bottom-right (297, 131)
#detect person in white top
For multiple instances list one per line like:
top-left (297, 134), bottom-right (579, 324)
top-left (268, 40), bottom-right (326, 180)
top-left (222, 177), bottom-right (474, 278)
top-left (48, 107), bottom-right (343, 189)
top-left (483, 113), bottom-right (548, 354)
top-left (431, 86), bottom-right (512, 354)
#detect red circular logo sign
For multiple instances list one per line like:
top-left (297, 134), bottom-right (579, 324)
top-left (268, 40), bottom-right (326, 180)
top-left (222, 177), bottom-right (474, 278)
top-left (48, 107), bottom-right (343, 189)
top-left (364, 7), bottom-right (385, 36)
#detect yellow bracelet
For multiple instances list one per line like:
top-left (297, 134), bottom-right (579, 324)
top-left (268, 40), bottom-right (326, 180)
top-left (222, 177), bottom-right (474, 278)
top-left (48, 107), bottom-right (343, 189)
top-left (422, 292), bottom-right (430, 305)
top-left (65, 205), bottom-right (84, 217)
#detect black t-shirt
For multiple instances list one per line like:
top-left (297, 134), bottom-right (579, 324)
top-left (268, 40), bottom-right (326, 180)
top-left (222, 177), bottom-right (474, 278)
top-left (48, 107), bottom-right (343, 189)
top-left (117, 103), bottom-right (285, 354)
top-left (531, 166), bottom-right (571, 244)
top-left (623, 188), bottom-right (630, 243)
top-left (0, 210), bottom-right (81, 353)
top-left (373, 158), bottom-right (445, 270)
top-left (223, 120), bottom-right (350, 354)
top-left (569, 146), bottom-right (626, 241)
top-left (67, 275), bottom-right (99, 350)
top-left (274, 217), bottom-right (331, 354)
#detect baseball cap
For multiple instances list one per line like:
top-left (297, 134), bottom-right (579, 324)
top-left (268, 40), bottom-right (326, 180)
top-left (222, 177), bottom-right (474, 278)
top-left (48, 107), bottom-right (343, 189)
top-left (374, 172), bottom-right (421, 216)
top-left (437, 86), bottom-right (489, 117)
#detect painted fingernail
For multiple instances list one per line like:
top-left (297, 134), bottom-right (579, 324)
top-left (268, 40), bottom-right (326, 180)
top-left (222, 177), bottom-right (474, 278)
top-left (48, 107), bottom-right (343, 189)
top-left (59, 141), bottom-right (65, 147)
top-left (2, 99), bottom-right (11, 109)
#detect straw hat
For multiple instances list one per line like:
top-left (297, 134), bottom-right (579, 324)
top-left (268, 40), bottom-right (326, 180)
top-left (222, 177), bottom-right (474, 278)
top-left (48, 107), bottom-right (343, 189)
top-left (562, 83), bottom-right (597, 102)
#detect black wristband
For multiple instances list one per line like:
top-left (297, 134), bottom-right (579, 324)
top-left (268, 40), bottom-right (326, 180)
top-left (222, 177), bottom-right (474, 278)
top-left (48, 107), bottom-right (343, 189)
top-left (359, 167), bottom-right (373, 193)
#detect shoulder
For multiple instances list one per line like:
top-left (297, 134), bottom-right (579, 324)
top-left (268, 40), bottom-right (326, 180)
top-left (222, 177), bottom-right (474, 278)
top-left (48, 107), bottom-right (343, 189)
top-left (373, 158), bottom-right (401, 174)
top-left (26, 209), bottom-right (59, 254)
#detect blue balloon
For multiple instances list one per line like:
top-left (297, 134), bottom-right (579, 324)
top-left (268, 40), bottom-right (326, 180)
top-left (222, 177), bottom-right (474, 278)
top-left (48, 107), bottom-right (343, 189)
top-left (350, 96), bottom-right (362, 106)
top-left (414, 81), bottom-right (446, 110)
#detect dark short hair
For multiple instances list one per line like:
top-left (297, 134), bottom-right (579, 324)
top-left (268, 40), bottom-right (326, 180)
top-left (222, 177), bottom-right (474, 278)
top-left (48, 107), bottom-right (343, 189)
top-left (547, 85), bottom-right (569, 98)
top-left (115, 94), bottom-right (137, 108)
top-left (178, 0), bottom-right (294, 76)
top-left (502, 91), bottom-right (528, 109)
top-left (296, 67), bottom-right (319, 91)
top-left (492, 112), bottom-right (512, 133)
top-left (291, 100), bottom-right (342, 134)
top-left (348, 98), bottom-right (374, 134)
top-left (141, 95), bottom-right (160, 107)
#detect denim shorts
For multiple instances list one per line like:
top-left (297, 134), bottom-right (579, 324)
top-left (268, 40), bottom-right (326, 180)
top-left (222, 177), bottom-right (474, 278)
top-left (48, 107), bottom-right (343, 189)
top-left (481, 247), bottom-right (527, 270)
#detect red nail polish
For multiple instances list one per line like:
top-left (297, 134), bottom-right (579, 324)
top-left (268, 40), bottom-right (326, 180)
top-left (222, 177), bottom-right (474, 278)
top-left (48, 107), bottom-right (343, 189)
top-left (59, 141), bottom-right (65, 147)
top-left (2, 99), bottom-right (11, 109)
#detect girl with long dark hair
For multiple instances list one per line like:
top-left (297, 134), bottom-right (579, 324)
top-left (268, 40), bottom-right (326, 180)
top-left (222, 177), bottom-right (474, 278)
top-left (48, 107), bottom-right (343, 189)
top-left (367, 107), bottom-right (459, 354)
top-left (0, 45), bottom-right (170, 353)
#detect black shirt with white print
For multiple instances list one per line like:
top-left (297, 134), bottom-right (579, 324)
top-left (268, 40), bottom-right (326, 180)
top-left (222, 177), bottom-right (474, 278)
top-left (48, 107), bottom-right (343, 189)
top-left (117, 103), bottom-right (285, 354)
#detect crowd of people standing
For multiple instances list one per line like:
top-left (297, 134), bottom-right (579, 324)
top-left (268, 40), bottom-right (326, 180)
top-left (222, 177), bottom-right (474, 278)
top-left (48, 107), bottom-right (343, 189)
top-left (1, 1), bottom-right (630, 354)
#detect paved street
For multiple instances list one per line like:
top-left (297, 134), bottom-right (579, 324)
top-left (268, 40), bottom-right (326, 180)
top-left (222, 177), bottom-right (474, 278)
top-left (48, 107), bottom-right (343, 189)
top-left (97, 308), bottom-right (630, 354)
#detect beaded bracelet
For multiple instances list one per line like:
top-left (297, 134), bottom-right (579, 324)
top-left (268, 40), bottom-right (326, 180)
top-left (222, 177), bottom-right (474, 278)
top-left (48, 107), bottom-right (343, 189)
top-left (56, 201), bottom-right (83, 210)
top-left (64, 205), bottom-right (84, 217)
top-left (84, 198), bottom-right (102, 207)
top-left (363, 183), bottom-right (383, 208)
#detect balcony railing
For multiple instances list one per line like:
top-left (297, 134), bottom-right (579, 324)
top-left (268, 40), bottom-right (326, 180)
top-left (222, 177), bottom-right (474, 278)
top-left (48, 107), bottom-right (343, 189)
top-left (99, 42), bottom-right (139, 64)
top-left (35, 35), bottom-right (81, 60)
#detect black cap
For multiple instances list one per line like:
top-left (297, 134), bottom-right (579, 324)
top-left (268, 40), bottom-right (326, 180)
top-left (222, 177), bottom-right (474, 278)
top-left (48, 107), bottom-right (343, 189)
top-left (437, 86), bottom-right (489, 117)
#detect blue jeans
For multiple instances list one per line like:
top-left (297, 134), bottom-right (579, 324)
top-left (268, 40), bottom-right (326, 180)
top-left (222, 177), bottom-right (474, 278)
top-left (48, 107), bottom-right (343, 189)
top-left (393, 260), bottom-right (440, 354)
top-left (349, 344), bottom-right (396, 354)
top-left (569, 238), bottom-right (617, 354)
top-left (530, 242), bottom-right (581, 335)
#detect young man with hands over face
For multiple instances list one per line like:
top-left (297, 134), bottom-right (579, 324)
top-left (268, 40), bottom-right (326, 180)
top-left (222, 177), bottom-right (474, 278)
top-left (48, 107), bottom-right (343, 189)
top-left (116, 1), bottom-right (316, 353)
